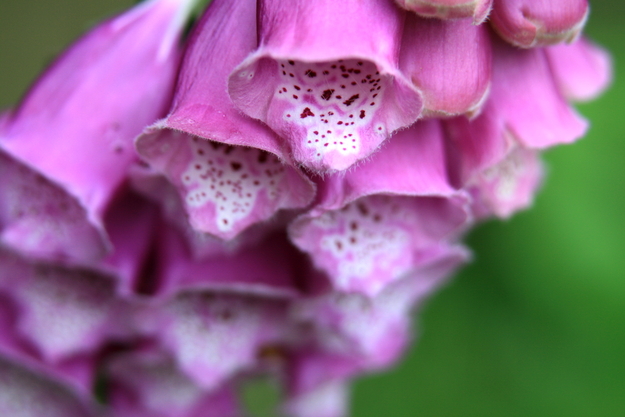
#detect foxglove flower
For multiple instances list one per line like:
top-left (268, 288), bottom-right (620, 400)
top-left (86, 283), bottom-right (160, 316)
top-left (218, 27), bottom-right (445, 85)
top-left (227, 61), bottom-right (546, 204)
top-left (228, 0), bottom-right (423, 172)
top-left (0, 0), bottom-right (194, 265)
top-left (136, 0), bottom-right (315, 241)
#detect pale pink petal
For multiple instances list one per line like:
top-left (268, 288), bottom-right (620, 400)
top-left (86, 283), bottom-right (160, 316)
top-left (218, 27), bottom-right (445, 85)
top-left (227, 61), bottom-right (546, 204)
top-left (289, 195), bottom-right (469, 296)
top-left (137, 131), bottom-right (314, 241)
top-left (400, 14), bottom-right (492, 116)
top-left (292, 245), bottom-right (469, 366)
top-left (283, 380), bottom-right (349, 417)
top-left (137, 293), bottom-right (288, 390)
top-left (396, 0), bottom-right (493, 23)
top-left (229, 0), bottom-right (423, 172)
top-left (491, 0), bottom-right (588, 48)
top-left (470, 146), bottom-right (543, 218)
top-left (0, 249), bottom-right (130, 363)
top-left (107, 348), bottom-right (241, 417)
top-left (0, 0), bottom-right (191, 264)
top-left (545, 37), bottom-right (612, 102)
top-left (136, 0), bottom-right (315, 240)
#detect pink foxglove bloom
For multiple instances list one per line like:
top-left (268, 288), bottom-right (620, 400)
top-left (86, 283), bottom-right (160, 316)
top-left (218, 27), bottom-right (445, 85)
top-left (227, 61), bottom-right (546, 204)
top-left (0, 0), bottom-right (612, 416)
top-left (228, 0), bottom-right (423, 172)
top-left (0, 0), bottom-right (194, 265)
top-left (136, 0), bottom-right (315, 240)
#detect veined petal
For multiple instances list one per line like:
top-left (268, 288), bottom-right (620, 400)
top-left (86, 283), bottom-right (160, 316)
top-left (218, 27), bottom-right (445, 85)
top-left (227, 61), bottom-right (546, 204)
top-left (470, 146), bottom-right (543, 218)
top-left (490, 0), bottom-right (588, 48)
top-left (138, 293), bottom-right (287, 389)
top-left (487, 38), bottom-right (587, 149)
top-left (136, 0), bottom-right (315, 240)
top-left (290, 195), bottom-right (469, 296)
top-left (107, 349), bottom-right (241, 417)
top-left (400, 15), bottom-right (492, 117)
top-left (0, 0), bottom-right (191, 264)
top-left (396, 0), bottom-right (493, 23)
top-left (229, 0), bottom-right (423, 172)
top-left (545, 37), bottom-right (613, 102)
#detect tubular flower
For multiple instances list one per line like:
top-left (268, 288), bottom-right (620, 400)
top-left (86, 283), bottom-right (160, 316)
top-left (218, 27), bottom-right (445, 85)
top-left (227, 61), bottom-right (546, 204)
top-left (0, 0), bottom-right (611, 416)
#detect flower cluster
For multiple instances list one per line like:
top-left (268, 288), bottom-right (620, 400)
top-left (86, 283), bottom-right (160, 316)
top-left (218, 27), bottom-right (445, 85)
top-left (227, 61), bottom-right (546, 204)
top-left (0, 0), bottom-right (610, 416)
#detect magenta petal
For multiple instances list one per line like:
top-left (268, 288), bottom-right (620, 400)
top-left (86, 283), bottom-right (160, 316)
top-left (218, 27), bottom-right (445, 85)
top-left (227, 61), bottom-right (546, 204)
top-left (471, 146), bottom-right (543, 218)
top-left (108, 349), bottom-right (241, 417)
top-left (545, 37), bottom-right (612, 102)
top-left (229, 0), bottom-right (423, 172)
top-left (136, 0), bottom-right (315, 239)
top-left (99, 191), bottom-right (160, 296)
top-left (314, 120), bottom-right (458, 210)
top-left (290, 195), bottom-right (469, 296)
top-left (488, 39), bottom-right (587, 149)
top-left (396, 0), bottom-right (493, 23)
top-left (491, 0), bottom-right (588, 48)
top-left (400, 14), bottom-right (492, 116)
top-left (138, 293), bottom-right (287, 389)
top-left (0, 0), bottom-right (189, 263)
top-left (152, 223), bottom-right (304, 298)
top-left (0, 357), bottom-right (95, 417)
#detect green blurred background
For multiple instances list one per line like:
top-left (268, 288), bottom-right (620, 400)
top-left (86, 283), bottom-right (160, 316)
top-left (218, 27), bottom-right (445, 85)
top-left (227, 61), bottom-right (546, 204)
top-left (0, 1), bottom-right (623, 416)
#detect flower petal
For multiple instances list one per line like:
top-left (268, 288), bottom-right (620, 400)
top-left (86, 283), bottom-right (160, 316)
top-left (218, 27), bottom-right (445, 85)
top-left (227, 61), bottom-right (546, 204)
top-left (0, 0), bottom-right (190, 264)
top-left (470, 146), bottom-right (543, 218)
top-left (545, 37), bottom-right (613, 102)
top-left (228, 0), bottom-right (423, 172)
top-left (490, 0), bottom-right (588, 48)
top-left (395, 0), bottom-right (493, 23)
top-left (137, 293), bottom-right (288, 389)
top-left (0, 357), bottom-right (95, 417)
top-left (487, 38), bottom-right (588, 149)
top-left (107, 348), bottom-right (241, 417)
top-left (400, 15), bottom-right (492, 117)
top-left (136, 0), bottom-right (315, 240)
top-left (290, 194), bottom-right (469, 296)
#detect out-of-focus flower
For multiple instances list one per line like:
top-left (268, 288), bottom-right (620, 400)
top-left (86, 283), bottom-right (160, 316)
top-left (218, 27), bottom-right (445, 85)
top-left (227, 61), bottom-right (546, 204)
top-left (0, 0), bottom-right (194, 265)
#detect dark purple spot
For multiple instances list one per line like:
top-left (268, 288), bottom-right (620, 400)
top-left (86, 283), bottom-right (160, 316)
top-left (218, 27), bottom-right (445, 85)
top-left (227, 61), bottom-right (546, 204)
top-left (230, 162), bottom-right (242, 171)
top-left (258, 152), bottom-right (268, 163)
top-left (293, 95), bottom-right (298, 99)
top-left (288, 60), bottom-right (295, 65)
top-left (305, 69), bottom-right (317, 78)
top-left (294, 85), bottom-right (301, 90)
top-left (359, 110), bottom-right (366, 119)
top-left (300, 107), bottom-right (315, 118)
top-left (343, 94), bottom-right (359, 106)
top-left (342, 74), bottom-right (349, 78)
top-left (321, 89), bottom-right (335, 101)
